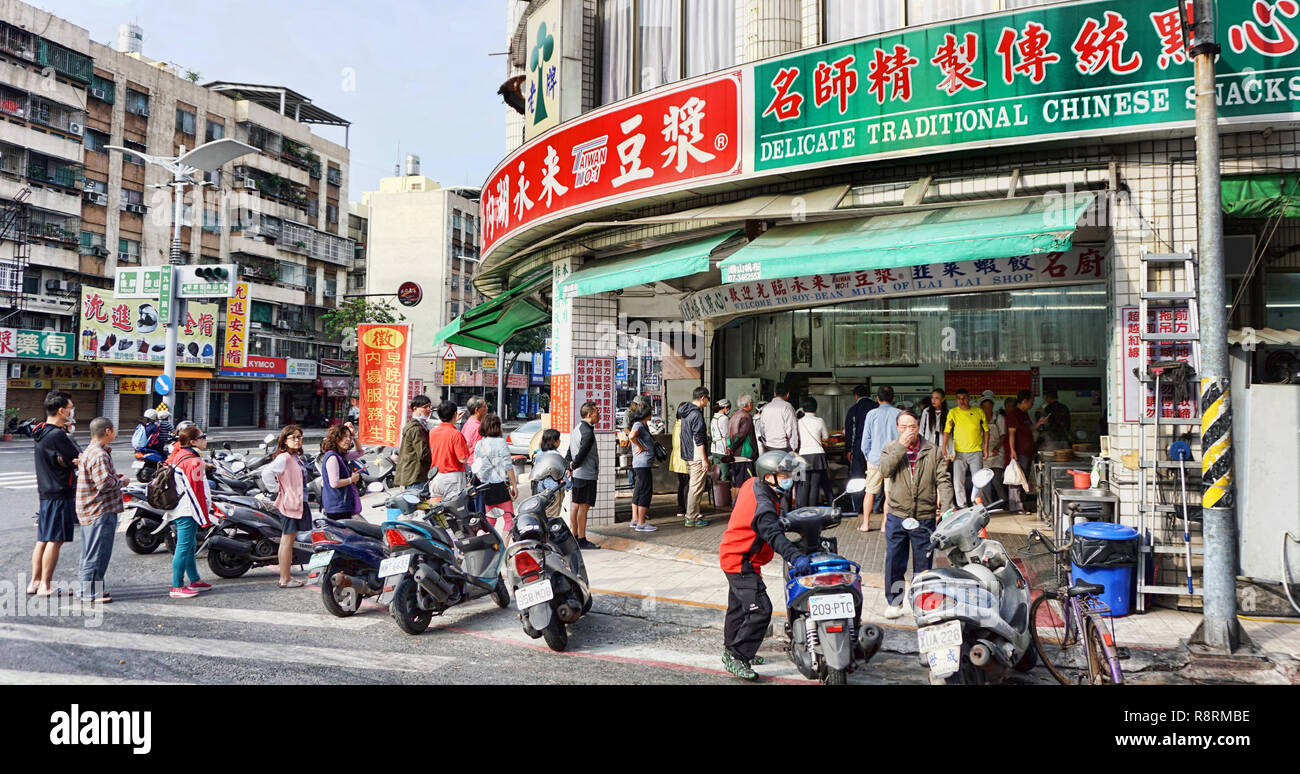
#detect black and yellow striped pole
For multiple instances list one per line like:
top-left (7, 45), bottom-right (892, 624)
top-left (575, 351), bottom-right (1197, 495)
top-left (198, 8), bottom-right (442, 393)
top-left (1190, 0), bottom-right (1241, 653)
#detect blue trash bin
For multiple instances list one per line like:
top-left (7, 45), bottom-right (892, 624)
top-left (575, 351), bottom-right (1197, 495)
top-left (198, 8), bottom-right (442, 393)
top-left (1069, 521), bottom-right (1140, 617)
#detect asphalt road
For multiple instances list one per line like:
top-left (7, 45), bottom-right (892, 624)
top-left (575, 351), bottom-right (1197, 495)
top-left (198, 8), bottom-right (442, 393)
top-left (0, 439), bottom-right (1197, 686)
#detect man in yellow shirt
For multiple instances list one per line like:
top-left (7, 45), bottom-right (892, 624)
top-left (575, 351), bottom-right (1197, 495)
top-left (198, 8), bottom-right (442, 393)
top-left (941, 388), bottom-right (989, 508)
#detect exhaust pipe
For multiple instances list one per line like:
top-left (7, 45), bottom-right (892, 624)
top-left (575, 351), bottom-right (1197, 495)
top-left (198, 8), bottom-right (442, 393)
top-left (414, 562), bottom-right (453, 602)
top-left (556, 603), bottom-right (579, 623)
top-left (857, 624), bottom-right (884, 661)
top-left (205, 535), bottom-right (251, 555)
top-left (969, 642), bottom-right (992, 667)
top-left (329, 571), bottom-right (376, 597)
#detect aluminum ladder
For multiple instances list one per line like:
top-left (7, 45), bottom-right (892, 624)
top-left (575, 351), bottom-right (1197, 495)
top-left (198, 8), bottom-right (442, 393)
top-left (1135, 250), bottom-right (1203, 610)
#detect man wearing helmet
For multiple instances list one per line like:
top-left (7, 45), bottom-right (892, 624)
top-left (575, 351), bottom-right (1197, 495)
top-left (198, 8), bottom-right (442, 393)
top-left (718, 450), bottom-right (813, 680)
top-left (131, 409), bottom-right (163, 456)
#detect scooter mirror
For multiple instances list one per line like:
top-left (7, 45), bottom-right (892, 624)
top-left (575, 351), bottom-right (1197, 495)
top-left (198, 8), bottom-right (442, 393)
top-left (901, 517), bottom-right (920, 531)
top-left (971, 468), bottom-right (995, 489)
top-left (843, 478), bottom-right (867, 494)
top-left (263, 433), bottom-right (276, 445)
top-left (427, 466), bottom-right (439, 480)
top-left (402, 493), bottom-right (420, 505)
top-left (367, 481), bottom-right (384, 493)
top-left (230, 460), bottom-right (246, 472)
top-left (223, 442), bottom-right (232, 450)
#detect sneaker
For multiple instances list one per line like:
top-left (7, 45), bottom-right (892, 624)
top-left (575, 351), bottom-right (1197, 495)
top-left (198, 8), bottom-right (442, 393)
top-left (722, 651), bottom-right (758, 681)
top-left (188, 581), bottom-right (213, 591)
top-left (749, 654), bottom-right (765, 665)
top-left (883, 605), bottom-right (905, 619)
top-left (635, 522), bottom-right (658, 532)
top-left (577, 538), bottom-right (601, 550)
top-left (170, 586), bottom-right (199, 599)
top-left (684, 519), bottom-right (695, 528)
top-left (690, 518), bottom-right (710, 528)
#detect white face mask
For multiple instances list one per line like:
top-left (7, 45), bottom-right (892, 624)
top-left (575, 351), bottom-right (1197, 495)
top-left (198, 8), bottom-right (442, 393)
top-left (65, 406), bottom-right (75, 423)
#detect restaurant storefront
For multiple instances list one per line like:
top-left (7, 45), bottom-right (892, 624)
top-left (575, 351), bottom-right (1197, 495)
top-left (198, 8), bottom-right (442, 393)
top-left (469, 0), bottom-right (1300, 565)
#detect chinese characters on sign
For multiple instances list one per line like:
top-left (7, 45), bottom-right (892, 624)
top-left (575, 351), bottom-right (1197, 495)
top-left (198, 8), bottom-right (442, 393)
top-left (523, 0), bottom-right (562, 141)
top-left (443, 359), bottom-right (457, 386)
top-left (683, 245), bottom-right (1107, 320)
top-left (222, 282), bottom-right (250, 370)
top-left (357, 324), bottom-right (411, 447)
top-left (1121, 305), bottom-right (1199, 423)
top-left (119, 377), bottom-right (152, 395)
top-left (79, 288), bottom-right (218, 367)
top-left (549, 373), bottom-right (572, 433)
top-left (0, 328), bottom-right (74, 361)
top-left (754, 0), bottom-right (1300, 172)
top-left (483, 72), bottom-right (741, 257)
top-left (572, 356), bottom-right (615, 433)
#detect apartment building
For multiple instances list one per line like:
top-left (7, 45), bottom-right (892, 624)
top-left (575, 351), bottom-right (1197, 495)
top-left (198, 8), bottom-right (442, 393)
top-left (0, 0), bottom-right (355, 429)
top-left (359, 159), bottom-right (484, 397)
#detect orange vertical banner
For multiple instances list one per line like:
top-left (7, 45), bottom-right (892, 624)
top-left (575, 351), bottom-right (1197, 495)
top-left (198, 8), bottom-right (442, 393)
top-left (357, 323), bottom-right (410, 447)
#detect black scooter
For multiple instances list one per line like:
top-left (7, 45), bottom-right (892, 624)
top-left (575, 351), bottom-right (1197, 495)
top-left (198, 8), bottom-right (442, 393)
top-left (307, 516), bottom-right (388, 617)
top-left (200, 500), bottom-right (313, 578)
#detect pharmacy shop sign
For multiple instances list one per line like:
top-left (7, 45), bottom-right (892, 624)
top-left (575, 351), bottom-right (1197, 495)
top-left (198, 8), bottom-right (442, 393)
top-left (753, 0), bottom-right (1300, 173)
top-left (680, 244), bottom-right (1107, 320)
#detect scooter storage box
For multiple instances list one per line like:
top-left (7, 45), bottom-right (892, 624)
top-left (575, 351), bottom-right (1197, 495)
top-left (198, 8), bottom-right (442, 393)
top-left (1069, 521), bottom-right (1139, 617)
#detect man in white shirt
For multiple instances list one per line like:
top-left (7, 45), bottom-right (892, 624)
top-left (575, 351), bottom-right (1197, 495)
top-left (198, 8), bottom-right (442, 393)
top-left (761, 383), bottom-right (799, 453)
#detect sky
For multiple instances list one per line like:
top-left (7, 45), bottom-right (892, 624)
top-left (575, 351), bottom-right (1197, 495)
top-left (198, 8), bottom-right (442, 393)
top-left (35, 0), bottom-right (509, 201)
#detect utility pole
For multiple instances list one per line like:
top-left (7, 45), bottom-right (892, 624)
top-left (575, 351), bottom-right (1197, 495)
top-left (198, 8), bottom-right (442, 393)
top-left (161, 148), bottom-right (186, 415)
top-left (1189, 0), bottom-right (1240, 653)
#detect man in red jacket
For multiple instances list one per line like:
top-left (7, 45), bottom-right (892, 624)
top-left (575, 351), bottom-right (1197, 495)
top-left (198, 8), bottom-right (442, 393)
top-left (718, 450), bottom-right (812, 680)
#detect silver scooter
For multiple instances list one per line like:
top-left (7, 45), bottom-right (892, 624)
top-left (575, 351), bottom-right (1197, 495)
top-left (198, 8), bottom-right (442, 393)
top-left (902, 468), bottom-right (1036, 685)
top-left (502, 452), bottom-right (590, 652)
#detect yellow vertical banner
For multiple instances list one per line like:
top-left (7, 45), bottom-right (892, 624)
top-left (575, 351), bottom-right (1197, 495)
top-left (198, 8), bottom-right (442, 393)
top-left (221, 282), bottom-right (250, 370)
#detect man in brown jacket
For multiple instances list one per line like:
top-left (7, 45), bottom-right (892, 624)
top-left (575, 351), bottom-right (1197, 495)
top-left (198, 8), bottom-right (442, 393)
top-left (394, 395), bottom-right (433, 487)
top-left (878, 410), bottom-right (954, 619)
top-left (726, 394), bottom-right (759, 487)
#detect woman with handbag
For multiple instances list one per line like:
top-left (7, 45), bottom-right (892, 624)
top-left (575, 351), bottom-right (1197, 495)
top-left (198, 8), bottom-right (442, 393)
top-left (628, 406), bottom-right (657, 532)
top-left (472, 414), bottom-right (517, 535)
top-left (260, 424), bottom-right (312, 588)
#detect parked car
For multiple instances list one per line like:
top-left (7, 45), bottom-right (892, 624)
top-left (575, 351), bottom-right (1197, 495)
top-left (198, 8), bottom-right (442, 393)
top-left (506, 419), bottom-right (542, 458)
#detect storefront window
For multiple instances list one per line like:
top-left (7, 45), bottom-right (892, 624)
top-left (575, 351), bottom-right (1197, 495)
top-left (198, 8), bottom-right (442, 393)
top-left (639, 0), bottom-right (680, 91)
top-left (686, 0), bottom-right (735, 77)
top-left (1266, 272), bottom-right (1300, 330)
top-left (905, 0), bottom-right (999, 26)
top-left (601, 0), bottom-right (634, 104)
top-left (823, 0), bottom-right (902, 43)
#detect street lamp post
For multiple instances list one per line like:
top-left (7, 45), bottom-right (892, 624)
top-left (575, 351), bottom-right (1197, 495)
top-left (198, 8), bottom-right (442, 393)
top-left (105, 139), bottom-right (257, 415)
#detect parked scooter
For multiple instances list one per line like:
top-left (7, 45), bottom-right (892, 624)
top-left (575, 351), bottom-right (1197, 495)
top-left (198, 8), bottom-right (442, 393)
top-left (5, 415), bottom-right (38, 437)
top-left (200, 499), bottom-right (314, 578)
top-left (502, 452), bottom-right (590, 652)
top-left (780, 479), bottom-right (883, 685)
top-left (132, 448), bottom-right (166, 483)
top-left (122, 482), bottom-right (218, 554)
top-left (307, 482), bottom-right (389, 616)
top-left (903, 468), bottom-right (1036, 685)
top-left (376, 485), bottom-right (510, 635)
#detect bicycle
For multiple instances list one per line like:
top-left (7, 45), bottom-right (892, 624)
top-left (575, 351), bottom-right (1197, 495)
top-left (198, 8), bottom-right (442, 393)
top-left (1024, 529), bottom-right (1125, 685)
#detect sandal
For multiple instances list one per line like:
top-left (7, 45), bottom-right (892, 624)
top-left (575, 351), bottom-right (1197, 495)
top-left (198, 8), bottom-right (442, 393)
top-left (278, 580), bottom-right (304, 589)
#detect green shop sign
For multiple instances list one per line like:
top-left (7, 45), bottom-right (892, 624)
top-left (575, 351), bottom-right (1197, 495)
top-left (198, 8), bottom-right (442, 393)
top-left (753, 0), bottom-right (1300, 172)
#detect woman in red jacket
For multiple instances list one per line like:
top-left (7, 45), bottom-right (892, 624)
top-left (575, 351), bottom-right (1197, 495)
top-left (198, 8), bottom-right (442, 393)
top-left (166, 425), bottom-right (215, 599)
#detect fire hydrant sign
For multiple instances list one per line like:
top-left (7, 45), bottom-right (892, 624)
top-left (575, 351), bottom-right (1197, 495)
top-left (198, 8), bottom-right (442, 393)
top-left (357, 324), bottom-right (411, 447)
top-left (572, 356), bottom-right (615, 432)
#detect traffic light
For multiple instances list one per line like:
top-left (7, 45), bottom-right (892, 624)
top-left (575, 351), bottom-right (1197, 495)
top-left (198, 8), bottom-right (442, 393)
top-left (196, 266), bottom-right (229, 282)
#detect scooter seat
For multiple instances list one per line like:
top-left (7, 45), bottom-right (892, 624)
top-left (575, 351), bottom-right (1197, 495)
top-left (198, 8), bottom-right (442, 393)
top-left (1068, 581), bottom-right (1105, 597)
top-left (340, 519), bottom-right (384, 540)
top-left (923, 567), bottom-right (983, 584)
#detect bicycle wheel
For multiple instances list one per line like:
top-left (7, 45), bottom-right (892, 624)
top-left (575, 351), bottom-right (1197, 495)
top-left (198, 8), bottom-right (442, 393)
top-left (1084, 616), bottom-right (1123, 685)
top-left (1029, 592), bottom-right (1079, 686)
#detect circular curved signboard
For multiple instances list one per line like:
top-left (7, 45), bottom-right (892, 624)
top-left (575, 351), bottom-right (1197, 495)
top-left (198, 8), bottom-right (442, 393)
top-left (397, 281), bottom-right (423, 307)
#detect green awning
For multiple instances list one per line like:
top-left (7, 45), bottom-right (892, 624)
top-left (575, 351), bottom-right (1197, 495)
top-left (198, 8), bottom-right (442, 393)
top-left (1222, 174), bottom-right (1300, 218)
top-left (717, 194), bottom-right (1096, 283)
top-left (560, 230), bottom-right (739, 297)
top-left (434, 272), bottom-right (549, 350)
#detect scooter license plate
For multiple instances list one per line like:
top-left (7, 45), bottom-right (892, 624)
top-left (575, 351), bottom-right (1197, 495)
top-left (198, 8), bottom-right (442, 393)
top-left (514, 579), bottom-right (553, 610)
top-left (306, 550), bottom-right (334, 571)
top-left (808, 594), bottom-right (855, 622)
top-left (131, 461), bottom-right (145, 470)
top-left (378, 554), bottom-right (412, 578)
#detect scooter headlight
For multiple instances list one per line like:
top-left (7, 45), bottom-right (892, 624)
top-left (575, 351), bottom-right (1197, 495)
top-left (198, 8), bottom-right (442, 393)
top-left (795, 572), bottom-right (857, 589)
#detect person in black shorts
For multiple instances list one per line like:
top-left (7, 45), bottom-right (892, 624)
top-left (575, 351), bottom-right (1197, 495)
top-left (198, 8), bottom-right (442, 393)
top-left (567, 402), bottom-right (601, 549)
top-left (31, 390), bottom-right (81, 597)
top-left (628, 404), bottom-right (656, 531)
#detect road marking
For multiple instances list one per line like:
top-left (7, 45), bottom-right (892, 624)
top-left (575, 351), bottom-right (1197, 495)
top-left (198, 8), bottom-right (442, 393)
top-left (4, 484), bottom-right (38, 490)
top-left (108, 601), bottom-right (381, 630)
top-left (0, 668), bottom-right (189, 685)
top-left (0, 622), bottom-right (454, 674)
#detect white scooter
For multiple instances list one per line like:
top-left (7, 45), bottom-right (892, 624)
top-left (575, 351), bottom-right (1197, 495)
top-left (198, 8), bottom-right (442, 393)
top-left (903, 468), bottom-right (1036, 685)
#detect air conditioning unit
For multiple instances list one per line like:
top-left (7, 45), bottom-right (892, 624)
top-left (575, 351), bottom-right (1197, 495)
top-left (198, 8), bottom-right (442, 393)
top-left (117, 252), bottom-right (132, 263)
top-left (126, 203), bottom-right (146, 214)
top-left (234, 176), bottom-right (256, 190)
top-left (21, 50), bottom-right (34, 60)
top-left (276, 320), bottom-right (291, 330)
top-left (44, 279), bottom-right (72, 293)
top-left (93, 246), bottom-right (109, 257)
top-left (83, 191), bottom-right (107, 205)
top-left (139, 106), bottom-right (149, 117)
top-left (68, 122), bottom-right (83, 136)
top-left (90, 88), bottom-right (107, 101)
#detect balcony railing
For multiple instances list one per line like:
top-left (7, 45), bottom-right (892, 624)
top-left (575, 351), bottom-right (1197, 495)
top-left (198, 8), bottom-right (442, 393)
top-left (326, 168), bottom-right (342, 187)
top-left (27, 162), bottom-right (81, 188)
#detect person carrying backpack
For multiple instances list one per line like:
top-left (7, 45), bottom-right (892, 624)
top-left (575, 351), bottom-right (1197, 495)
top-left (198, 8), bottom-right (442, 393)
top-left (131, 409), bottom-right (160, 453)
top-left (163, 425), bottom-right (215, 599)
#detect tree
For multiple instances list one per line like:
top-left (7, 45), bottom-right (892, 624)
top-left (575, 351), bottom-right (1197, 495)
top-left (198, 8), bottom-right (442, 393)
top-left (502, 325), bottom-right (549, 375)
top-left (322, 298), bottom-right (405, 343)
top-left (184, 70), bottom-right (201, 83)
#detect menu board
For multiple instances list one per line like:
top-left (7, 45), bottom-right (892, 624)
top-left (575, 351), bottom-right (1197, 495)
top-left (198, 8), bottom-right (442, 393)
top-left (572, 356), bottom-right (615, 432)
top-left (79, 288), bottom-right (218, 367)
top-left (1120, 306), bottom-right (1199, 423)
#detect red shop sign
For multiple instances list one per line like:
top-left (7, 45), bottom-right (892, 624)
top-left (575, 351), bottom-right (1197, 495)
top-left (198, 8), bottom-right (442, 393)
top-left (944, 370), bottom-right (1033, 397)
top-left (481, 71), bottom-right (742, 257)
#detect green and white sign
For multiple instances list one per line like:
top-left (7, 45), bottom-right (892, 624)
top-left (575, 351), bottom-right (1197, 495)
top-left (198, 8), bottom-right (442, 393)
top-left (176, 264), bottom-right (236, 299)
top-left (753, 0), bottom-right (1300, 172)
top-left (114, 266), bottom-right (169, 299)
